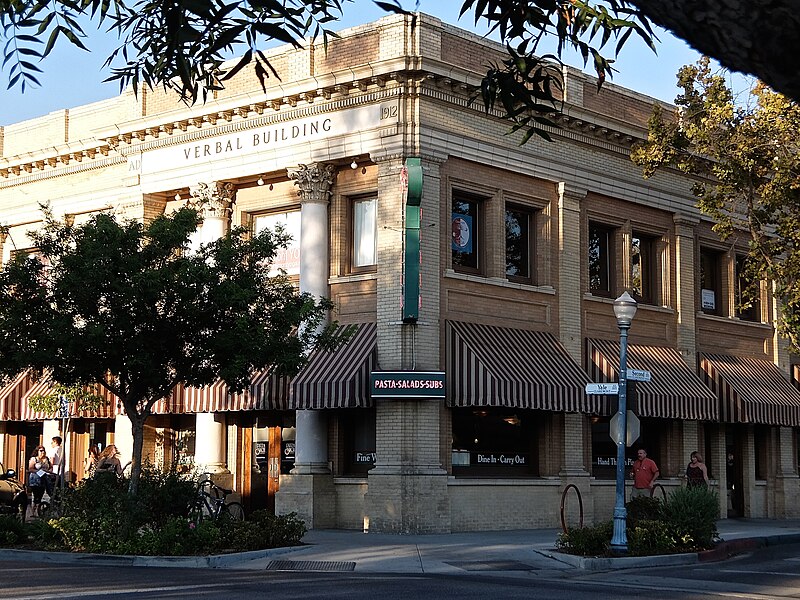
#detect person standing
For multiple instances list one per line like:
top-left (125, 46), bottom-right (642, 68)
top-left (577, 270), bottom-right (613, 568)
top-left (686, 451), bottom-right (709, 488)
top-left (631, 447), bottom-right (659, 498)
top-left (47, 436), bottom-right (63, 497)
top-left (27, 446), bottom-right (52, 509)
top-left (94, 445), bottom-right (124, 476)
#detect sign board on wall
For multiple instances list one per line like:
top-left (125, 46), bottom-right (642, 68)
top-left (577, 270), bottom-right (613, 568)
top-left (253, 210), bottom-right (301, 276)
top-left (370, 371), bottom-right (446, 399)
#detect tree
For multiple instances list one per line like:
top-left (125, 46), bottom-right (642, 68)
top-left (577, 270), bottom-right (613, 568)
top-left (0, 206), bottom-right (332, 494)
top-left (631, 57), bottom-right (800, 352)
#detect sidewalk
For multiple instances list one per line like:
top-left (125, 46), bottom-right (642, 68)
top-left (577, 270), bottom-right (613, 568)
top-left (2, 518), bottom-right (799, 573)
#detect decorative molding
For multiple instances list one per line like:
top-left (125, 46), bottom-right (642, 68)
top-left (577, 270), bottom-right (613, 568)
top-left (288, 163), bottom-right (336, 205)
top-left (188, 181), bottom-right (237, 219)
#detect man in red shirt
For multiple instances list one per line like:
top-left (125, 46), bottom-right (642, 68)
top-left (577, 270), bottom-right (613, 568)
top-left (631, 448), bottom-right (659, 498)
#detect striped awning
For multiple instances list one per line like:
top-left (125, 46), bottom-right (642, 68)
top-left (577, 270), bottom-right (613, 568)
top-left (588, 339), bottom-right (718, 420)
top-left (17, 376), bottom-right (120, 421)
top-left (447, 321), bottom-right (594, 411)
top-left (290, 322), bottom-right (376, 409)
top-left (0, 372), bottom-right (35, 420)
top-left (168, 367), bottom-right (291, 413)
top-left (700, 354), bottom-right (800, 426)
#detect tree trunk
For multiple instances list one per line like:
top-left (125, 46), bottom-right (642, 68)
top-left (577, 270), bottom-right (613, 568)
top-left (633, 0), bottom-right (800, 101)
top-left (128, 415), bottom-right (146, 497)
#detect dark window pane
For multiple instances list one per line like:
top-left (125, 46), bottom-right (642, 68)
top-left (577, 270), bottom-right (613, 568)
top-left (452, 197), bottom-right (479, 271)
top-left (589, 224), bottom-right (611, 294)
top-left (736, 255), bottom-right (759, 321)
top-left (451, 408), bottom-right (538, 476)
top-left (505, 207), bottom-right (531, 281)
top-left (631, 233), bottom-right (655, 304)
top-left (700, 248), bottom-right (721, 315)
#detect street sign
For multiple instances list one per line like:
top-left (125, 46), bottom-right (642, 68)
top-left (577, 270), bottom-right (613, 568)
top-left (609, 410), bottom-right (641, 446)
top-left (626, 369), bottom-right (652, 382)
top-left (585, 383), bottom-right (619, 395)
top-left (58, 394), bottom-right (69, 419)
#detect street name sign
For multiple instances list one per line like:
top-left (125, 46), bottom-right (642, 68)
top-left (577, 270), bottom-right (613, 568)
top-left (626, 369), bottom-right (652, 382)
top-left (585, 383), bottom-right (619, 395)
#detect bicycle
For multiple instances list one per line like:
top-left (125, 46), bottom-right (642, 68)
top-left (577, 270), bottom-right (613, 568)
top-left (193, 478), bottom-right (245, 523)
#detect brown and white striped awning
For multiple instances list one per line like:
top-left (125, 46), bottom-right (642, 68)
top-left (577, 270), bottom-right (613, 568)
top-left (290, 323), bottom-right (376, 409)
top-left (16, 375), bottom-right (120, 421)
top-left (447, 321), bottom-right (594, 411)
top-left (588, 339), bottom-right (718, 420)
top-left (700, 354), bottom-right (800, 426)
top-left (0, 372), bottom-right (34, 420)
top-left (168, 367), bottom-right (291, 413)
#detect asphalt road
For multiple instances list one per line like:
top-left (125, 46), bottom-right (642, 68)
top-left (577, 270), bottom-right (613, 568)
top-left (0, 543), bottom-right (797, 600)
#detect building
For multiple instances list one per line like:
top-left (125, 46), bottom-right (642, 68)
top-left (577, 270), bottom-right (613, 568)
top-left (1, 13), bottom-right (798, 532)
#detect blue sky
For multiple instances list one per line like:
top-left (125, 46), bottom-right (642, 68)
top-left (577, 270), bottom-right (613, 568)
top-left (0, 1), bottom-right (706, 128)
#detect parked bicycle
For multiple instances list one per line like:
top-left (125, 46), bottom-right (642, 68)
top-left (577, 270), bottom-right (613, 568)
top-left (193, 478), bottom-right (245, 523)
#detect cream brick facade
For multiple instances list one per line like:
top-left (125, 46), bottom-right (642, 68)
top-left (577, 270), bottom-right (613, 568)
top-left (1, 13), bottom-right (799, 531)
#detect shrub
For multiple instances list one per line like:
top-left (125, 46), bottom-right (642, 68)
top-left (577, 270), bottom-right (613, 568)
top-left (628, 519), bottom-right (676, 556)
top-left (226, 511), bottom-right (307, 551)
top-left (626, 496), bottom-right (662, 526)
top-left (661, 486), bottom-right (719, 551)
top-left (0, 514), bottom-right (26, 547)
top-left (556, 520), bottom-right (613, 556)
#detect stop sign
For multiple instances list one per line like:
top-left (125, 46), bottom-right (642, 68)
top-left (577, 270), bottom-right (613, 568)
top-left (609, 410), bottom-right (640, 447)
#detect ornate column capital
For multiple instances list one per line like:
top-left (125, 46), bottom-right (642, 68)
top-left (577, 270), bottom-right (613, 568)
top-left (289, 163), bottom-right (336, 205)
top-left (188, 181), bottom-right (236, 219)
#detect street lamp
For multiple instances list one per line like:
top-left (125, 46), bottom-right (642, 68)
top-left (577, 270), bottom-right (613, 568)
top-left (610, 290), bottom-right (637, 555)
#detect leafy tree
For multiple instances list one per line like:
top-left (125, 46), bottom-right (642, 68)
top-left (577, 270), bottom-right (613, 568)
top-left (0, 205), bottom-right (332, 494)
top-left (1, 0), bottom-right (656, 142)
top-left (631, 57), bottom-right (800, 352)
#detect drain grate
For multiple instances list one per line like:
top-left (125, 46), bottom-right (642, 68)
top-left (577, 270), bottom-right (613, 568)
top-left (446, 560), bottom-right (537, 572)
top-left (266, 560), bottom-right (356, 572)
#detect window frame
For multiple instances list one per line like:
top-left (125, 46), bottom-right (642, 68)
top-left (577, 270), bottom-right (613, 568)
top-left (251, 207), bottom-right (302, 277)
top-left (504, 203), bottom-right (536, 284)
top-left (349, 195), bottom-right (378, 274)
top-left (451, 193), bottom-right (483, 275)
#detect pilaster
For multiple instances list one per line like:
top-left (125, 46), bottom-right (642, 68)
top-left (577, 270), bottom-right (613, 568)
top-left (673, 215), bottom-right (698, 366)
top-left (194, 412), bottom-right (229, 474)
top-left (365, 155), bottom-right (449, 534)
top-left (557, 183), bottom-right (585, 362)
top-left (774, 426), bottom-right (800, 518)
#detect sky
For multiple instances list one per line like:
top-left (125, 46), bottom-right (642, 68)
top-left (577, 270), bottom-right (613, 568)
top-left (0, 0), bottom-right (708, 128)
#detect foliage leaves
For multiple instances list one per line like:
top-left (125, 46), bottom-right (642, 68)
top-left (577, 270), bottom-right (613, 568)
top-left (0, 205), bottom-right (332, 493)
top-left (631, 58), bottom-right (800, 353)
top-left (1, 0), bottom-right (655, 142)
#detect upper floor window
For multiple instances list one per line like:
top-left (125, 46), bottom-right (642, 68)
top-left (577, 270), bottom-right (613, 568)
top-left (588, 222), bottom-right (614, 296)
top-left (505, 205), bottom-right (535, 284)
top-left (631, 232), bottom-right (656, 304)
top-left (253, 210), bottom-right (301, 277)
top-left (735, 254), bottom-right (760, 322)
top-left (351, 196), bottom-right (377, 270)
top-left (452, 195), bottom-right (480, 273)
top-left (699, 247), bottom-right (722, 315)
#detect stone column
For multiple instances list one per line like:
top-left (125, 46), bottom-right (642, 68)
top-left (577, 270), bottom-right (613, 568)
top-left (113, 413), bottom-right (135, 468)
top-left (556, 184), bottom-right (590, 505)
top-left (363, 155), bottom-right (450, 534)
top-left (194, 412), bottom-right (228, 474)
top-left (188, 181), bottom-right (236, 477)
top-left (188, 181), bottom-right (236, 247)
top-left (275, 163), bottom-right (336, 528)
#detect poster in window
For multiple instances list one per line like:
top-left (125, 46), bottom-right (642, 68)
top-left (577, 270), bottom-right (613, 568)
top-left (253, 211), bottom-right (301, 276)
top-left (451, 213), bottom-right (473, 253)
top-left (701, 288), bottom-right (716, 310)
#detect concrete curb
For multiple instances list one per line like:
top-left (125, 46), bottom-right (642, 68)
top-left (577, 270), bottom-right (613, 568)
top-left (0, 544), bottom-right (304, 568)
top-left (538, 533), bottom-right (800, 571)
top-left (535, 548), bottom-right (698, 571)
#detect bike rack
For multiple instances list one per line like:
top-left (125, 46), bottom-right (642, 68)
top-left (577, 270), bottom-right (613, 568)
top-left (650, 483), bottom-right (667, 501)
top-left (560, 483), bottom-right (584, 534)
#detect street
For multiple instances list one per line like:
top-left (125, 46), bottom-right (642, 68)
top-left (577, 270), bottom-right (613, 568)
top-left (1, 543), bottom-right (798, 600)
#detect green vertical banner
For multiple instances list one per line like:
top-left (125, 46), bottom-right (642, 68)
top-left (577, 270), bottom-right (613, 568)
top-left (403, 157), bottom-right (423, 323)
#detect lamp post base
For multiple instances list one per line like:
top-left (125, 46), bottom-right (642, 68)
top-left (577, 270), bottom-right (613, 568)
top-left (610, 506), bottom-right (628, 555)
